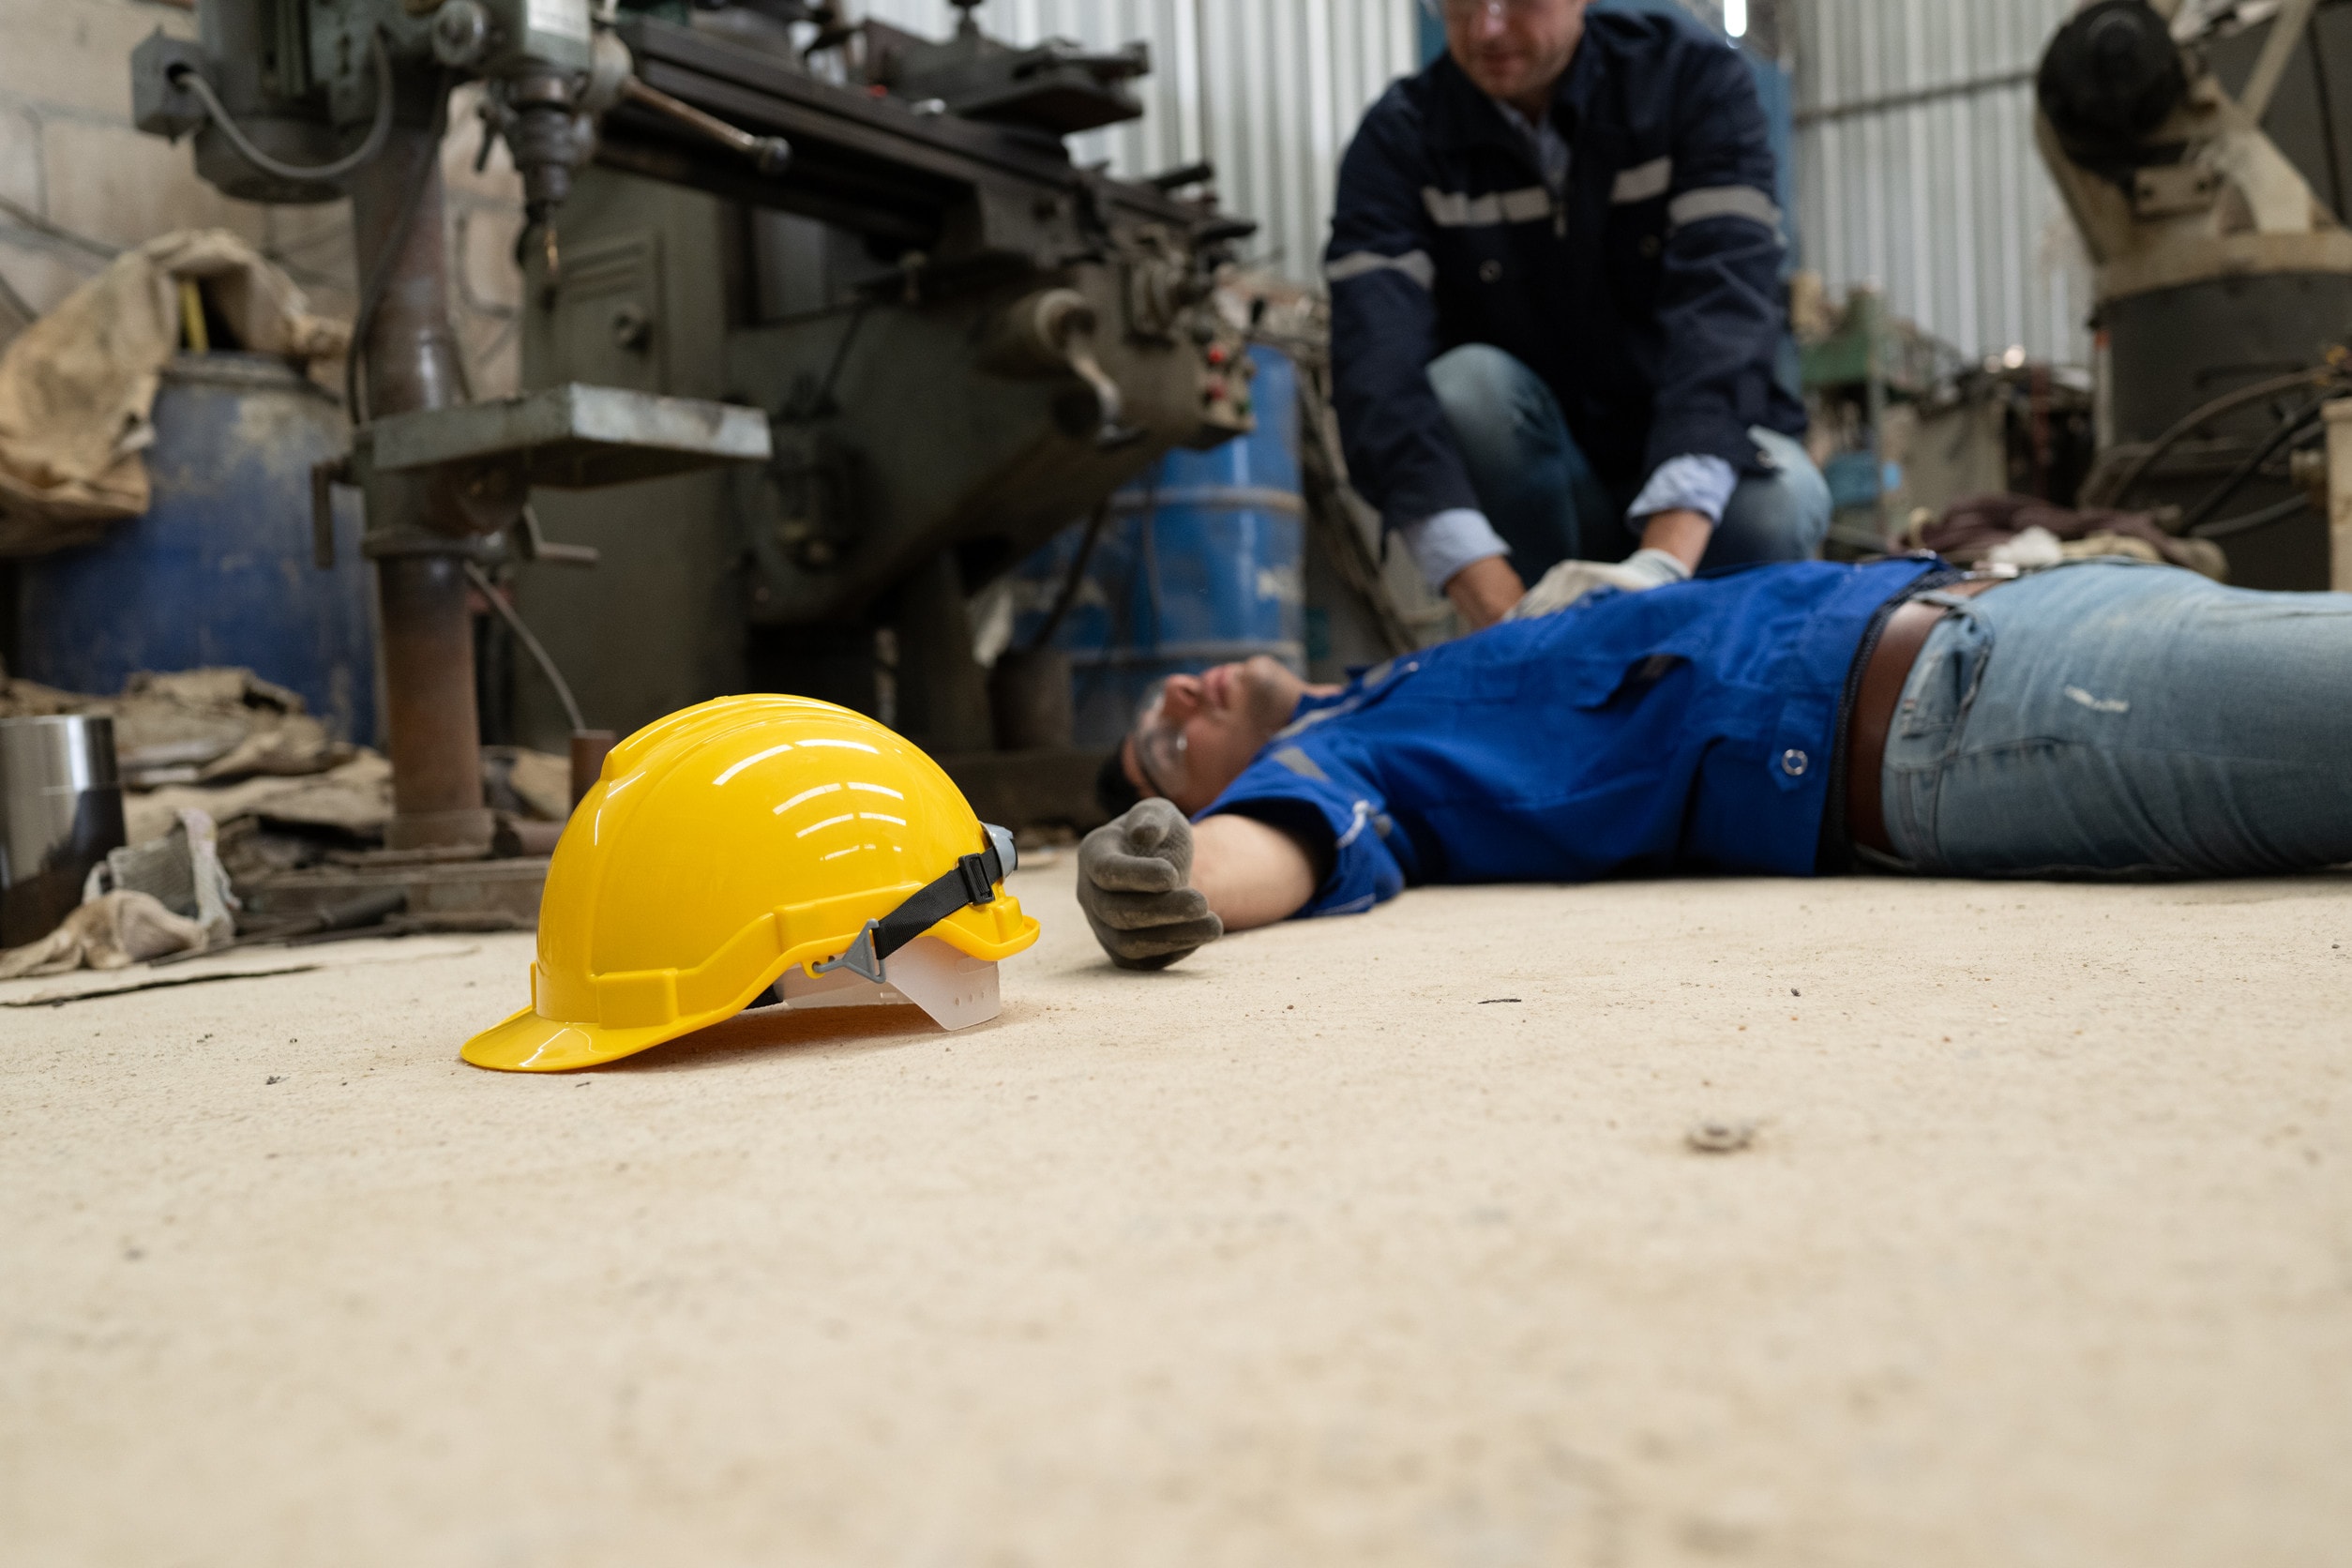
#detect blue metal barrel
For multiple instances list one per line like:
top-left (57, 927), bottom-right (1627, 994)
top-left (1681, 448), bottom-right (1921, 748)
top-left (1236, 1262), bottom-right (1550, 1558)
top-left (15, 354), bottom-right (376, 744)
top-left (1012, 345), bottom-right (1304, 746)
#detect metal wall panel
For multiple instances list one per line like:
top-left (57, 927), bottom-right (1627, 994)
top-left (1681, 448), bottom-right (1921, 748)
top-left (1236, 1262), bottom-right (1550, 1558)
top-left (853, 0), bottom-right (1423, 281)
top-left (1791, 0), bottom-right (2093, 367)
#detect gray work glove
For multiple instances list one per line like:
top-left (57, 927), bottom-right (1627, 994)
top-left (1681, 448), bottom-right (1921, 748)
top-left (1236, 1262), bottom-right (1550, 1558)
top-left (1505, 547), bottom-right (1691, 622)
top-left (1078, 799), bottom-right (1224, 971)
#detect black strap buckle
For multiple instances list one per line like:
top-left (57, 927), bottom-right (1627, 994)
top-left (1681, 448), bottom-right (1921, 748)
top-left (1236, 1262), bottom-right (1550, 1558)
top-left (957, 850), bottom-right (999, 907)
top-left (813, 832), bottom-right (1008, 984)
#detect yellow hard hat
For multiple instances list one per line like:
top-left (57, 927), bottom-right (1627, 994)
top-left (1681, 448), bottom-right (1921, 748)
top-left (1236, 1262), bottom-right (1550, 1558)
top-left (462, 695), bottom-right (1040, 1073)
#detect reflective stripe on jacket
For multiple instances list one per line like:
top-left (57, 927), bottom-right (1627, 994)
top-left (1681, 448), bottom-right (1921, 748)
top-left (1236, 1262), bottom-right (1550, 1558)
top-left (1326, 8), bottom-right (1804, 533)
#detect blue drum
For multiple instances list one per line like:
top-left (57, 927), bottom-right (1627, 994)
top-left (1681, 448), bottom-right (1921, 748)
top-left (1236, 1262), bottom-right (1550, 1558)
top-left (1012, 345), bottom-right (1304, 746)
top-left (15, 353), bottom-right (376, 744)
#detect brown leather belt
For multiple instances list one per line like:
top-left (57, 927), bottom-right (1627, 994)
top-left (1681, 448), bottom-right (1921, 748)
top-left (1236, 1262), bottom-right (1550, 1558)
top-left (1845, 577), bottom-right (2005, 858)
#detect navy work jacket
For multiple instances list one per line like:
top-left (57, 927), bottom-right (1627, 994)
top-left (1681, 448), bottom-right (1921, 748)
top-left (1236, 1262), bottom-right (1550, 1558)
top-left (1202, 559), bottom-right (1937, 917)
top-left (1326, 8), bottom-right (1804, 532)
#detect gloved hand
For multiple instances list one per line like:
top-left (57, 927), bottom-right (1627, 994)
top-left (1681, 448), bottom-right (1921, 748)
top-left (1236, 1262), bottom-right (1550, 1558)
top-left (1504, 548), bottom-right (1691, 623)
top-left (1078, 799), bottom-right (1224, 971)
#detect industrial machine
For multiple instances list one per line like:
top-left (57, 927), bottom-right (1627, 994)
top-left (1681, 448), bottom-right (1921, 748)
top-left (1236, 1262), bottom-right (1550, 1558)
top-left (2037, 0), bottom-right (2352, 587)
top-left (133, 0), bottom-right (774, 868)
top-left (516, 1), bottom-right (1258, 761)
top-left (128, 0), bottom-right (1258, 905)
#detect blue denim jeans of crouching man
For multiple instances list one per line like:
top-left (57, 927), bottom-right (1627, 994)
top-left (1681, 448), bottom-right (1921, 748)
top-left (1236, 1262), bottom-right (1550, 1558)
top-left (1427, 344), bottom-right (1832, 582)
top-left (1882, 561), bottom-right (2352, 878)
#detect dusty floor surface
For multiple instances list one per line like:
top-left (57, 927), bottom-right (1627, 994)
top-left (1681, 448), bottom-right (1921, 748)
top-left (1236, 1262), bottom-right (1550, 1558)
top-left (4, 859), bottom-right (2349, 1567)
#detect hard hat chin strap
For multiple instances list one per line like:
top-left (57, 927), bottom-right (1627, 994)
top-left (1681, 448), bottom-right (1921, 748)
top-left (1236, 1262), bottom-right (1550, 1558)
top-left (814, 829), bottom-right (1012, 986)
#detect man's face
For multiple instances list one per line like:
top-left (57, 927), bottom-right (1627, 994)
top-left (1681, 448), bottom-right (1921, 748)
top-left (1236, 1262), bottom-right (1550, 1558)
top-left (1443, 0), bottom-right (1591, 111)
top-left (1123, 656), bottom-right (1306, 816)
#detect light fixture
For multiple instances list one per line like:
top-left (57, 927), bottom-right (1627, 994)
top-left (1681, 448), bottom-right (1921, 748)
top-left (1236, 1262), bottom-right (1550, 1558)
top-left (1725, 0), bottom-right (1748, 38)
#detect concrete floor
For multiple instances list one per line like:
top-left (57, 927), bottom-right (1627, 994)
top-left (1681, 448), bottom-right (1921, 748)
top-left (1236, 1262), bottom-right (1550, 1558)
top-left (4, 858), bottom-right (2349, 1566)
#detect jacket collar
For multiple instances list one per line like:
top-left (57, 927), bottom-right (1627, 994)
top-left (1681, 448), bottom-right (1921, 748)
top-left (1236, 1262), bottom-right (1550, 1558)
top-left (1420, 29), bottom-right (1609, 158)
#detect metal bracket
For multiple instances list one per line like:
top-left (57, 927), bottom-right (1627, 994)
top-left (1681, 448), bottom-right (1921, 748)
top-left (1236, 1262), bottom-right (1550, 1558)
top-left (129, 31), bottom-right (210, 142)
top-left (309, 456), bottom-right (352, 568)
top-left (513, 503), bottom-right (600, 567)
top-left (368, 384), bottom-right (774, 489)
top-left (813, 920), bottom-right (887, 986)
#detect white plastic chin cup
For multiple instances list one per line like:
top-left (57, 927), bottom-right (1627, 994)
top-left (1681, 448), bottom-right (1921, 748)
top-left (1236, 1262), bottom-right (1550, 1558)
top-left (779, 934), bottom-right (1002, 1032)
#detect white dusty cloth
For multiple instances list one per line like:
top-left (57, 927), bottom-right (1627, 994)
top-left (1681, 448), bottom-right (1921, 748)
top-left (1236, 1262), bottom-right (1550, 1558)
top-left (0, 230), bottom-right (347, 554)
top-left (0, 891), bottom-right (212, 981)
top-left (85, 808), bottom-right (239, 945)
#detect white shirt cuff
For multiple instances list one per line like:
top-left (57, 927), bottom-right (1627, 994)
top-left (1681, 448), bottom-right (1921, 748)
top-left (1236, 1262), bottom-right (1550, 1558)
top-left (1628, 455), bottom-right (1739, 526)
top-left (1399, 507), bottom-right (1510, 591)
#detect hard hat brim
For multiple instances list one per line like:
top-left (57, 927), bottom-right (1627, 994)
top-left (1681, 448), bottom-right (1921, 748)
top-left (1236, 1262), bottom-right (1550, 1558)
top-left (460, 1004), bottom-right (704, 1074)
top-left (460, 898), bottom-right (1041, 1073)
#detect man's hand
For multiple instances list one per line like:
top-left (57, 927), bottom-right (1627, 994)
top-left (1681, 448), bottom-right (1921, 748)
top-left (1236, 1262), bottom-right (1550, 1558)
top-left (1078, 800), bottom-right (1225, 971)
top-left (1505, 548), bottom-right (1691, 622)
top-left (1444, 555), bottom-right (1526, 631)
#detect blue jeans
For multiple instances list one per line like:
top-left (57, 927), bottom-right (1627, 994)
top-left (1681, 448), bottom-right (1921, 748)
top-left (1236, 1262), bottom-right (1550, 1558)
top-left (1428, 344), bottom-right (1832, 581)
top-left (1883, 562), bottom-right (2352, 878)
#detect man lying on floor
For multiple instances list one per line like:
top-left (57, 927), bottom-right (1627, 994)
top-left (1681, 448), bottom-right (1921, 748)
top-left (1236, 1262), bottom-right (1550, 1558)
top-left (1077, 556), bottom-right (2352, 969)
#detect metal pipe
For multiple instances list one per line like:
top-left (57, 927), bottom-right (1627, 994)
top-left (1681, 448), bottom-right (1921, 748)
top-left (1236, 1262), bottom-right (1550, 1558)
top-left (348, 127), bottom-right (491, 852)
top-left (376, 554), bottom-right (490, 851)
top-left (350, 130), bottom-right (467, 418)
top-left (619, 76), bottom-right (792, 174)
top-left (1793, 70), bottom-right (2034, 128)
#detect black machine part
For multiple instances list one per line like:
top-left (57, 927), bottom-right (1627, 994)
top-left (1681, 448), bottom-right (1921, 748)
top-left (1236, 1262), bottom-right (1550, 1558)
top-left (2038, 0), bottom-right (2191, 173)
top-left (596, 16), bottom-right (1244, 271)
top-left (857, 17), bottom-right (1151, 137)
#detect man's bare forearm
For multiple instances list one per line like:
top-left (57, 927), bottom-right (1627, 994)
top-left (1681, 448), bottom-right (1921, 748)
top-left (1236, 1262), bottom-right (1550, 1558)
top-left (1445, 555), bottom-right (1525, 630)
top-left (1638, 507), bottom-right (1712, 570)
top-left (1189, 814), bottom-right (1317, 931)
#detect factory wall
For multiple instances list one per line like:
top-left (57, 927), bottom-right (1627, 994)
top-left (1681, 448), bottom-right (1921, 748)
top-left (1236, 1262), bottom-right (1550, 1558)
top-left (856, 0), bottom-right (1425, 285)
top-left (1789, 0), bottom-right (2094, 368)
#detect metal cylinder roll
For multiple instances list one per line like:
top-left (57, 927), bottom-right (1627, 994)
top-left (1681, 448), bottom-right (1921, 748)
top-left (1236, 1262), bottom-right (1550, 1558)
top-left (0, 716), bottom-right (127, 950)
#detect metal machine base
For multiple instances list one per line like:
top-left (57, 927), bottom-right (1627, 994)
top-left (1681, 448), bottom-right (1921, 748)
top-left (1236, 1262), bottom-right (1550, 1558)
top-left (240, 857), bottom-right (550, 929)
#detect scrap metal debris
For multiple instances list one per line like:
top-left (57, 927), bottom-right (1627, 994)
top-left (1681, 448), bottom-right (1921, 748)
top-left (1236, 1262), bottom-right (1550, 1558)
top-left (5, 668), bottom-right (572, 874)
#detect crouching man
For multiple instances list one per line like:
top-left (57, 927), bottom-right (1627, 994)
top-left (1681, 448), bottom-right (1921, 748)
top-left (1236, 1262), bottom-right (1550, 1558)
top-left (1078, 559), bottom-right (2352, 968)
top-left (1331, 0), bottom-right (1830, 631)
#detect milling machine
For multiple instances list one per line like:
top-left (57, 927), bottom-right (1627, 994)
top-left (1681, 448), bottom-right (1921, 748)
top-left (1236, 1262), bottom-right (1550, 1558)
top-left (129, 0), bottom-right (1259, 913)
top-left (132, 0), bottom-right (776, 873)
top-left (2038, 0), bottom-right (2352, 587)
top-left (513, 0), bottom-right (1259, 762)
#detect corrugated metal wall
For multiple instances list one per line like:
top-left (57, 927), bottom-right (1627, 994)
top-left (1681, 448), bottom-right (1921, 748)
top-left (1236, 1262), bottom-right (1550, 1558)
top-left (853, 0), bottom-right (1424, 279)
top-left (1791, 0), bottom-right (2093, 367)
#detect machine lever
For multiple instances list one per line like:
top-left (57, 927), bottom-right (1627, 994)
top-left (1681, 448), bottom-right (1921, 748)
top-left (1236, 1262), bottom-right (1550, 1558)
top-left (515, 504), bottom-right (600, 568)
top-left (1067, 342), bottom-right (1145, 450)
top-left (619, 77), bottom-right (792, 175)
top-left (982, 289), bottom-right (1143, 449)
